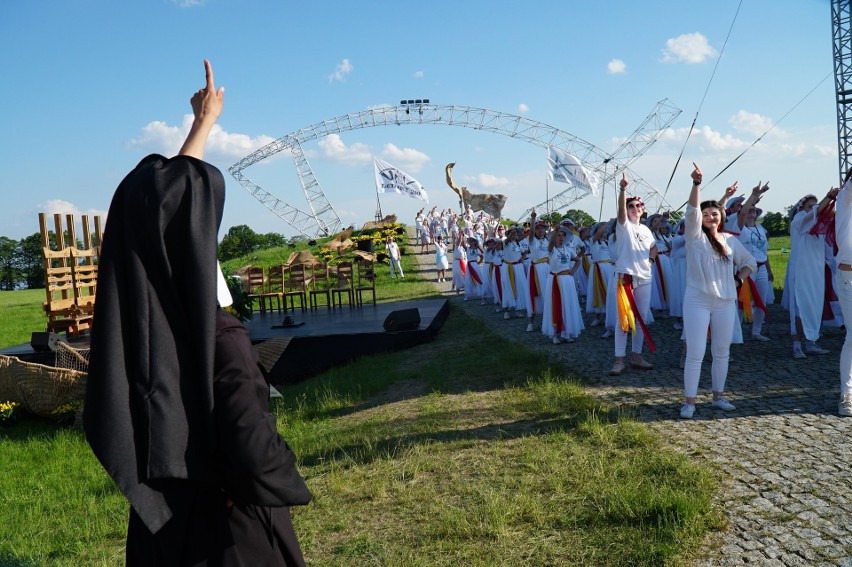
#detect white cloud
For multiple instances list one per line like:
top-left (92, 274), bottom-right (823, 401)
top-left (661, 32), bottom-right (717, 64)
top-left (462, 173), bottom-right (510, 189)
top-left (318, 134), bottom-right (372, 165)
top-left (367, 103), bottom-right (395, 111)
top-left (412, 70), bottom-right (424, 79)
top-left (170, 0), bottom-right (204, 7)
top-left (607, 58), bottom-right (626, 74)
top-left (328, 58), bottom-right (354, 83)
top-left (38, 199), bottom-right (108, 226)
top-left (728, 110), bottom-right (780, 137)
top-left (128, 115), bottom-right (277, 160)
top-left (381, 144), bottom-right (430, 172)
top-left (517, 103), bottom-right (530, 114)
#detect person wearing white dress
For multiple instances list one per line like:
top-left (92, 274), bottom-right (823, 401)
top-left (786, 189), bottom-right (837, 358)
top-left (526, 213), bottom-right (551, 332)
top-left (501, 226), bottom-right (528, 319)
top-left (451, 236), bottom-right (466, 293)
top-left (463, 237), bottom-right (483, 301)
top-left (680, 164), bottom-right (756, 419)
top-left (586, 222), bottom-right (614, 327)
top-left (610, 174), bottom-right (657, 376)
top-left (542, 225), bottom-right (585, 344)
top-left (435, 236), bottom-right (449, 282)
top-left (646, 213), bottom-right (672, 313)
top-left (735, 183), bottom-right (773, 341)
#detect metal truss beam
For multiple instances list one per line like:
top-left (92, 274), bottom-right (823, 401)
top-left (229, 101), bottom-right (680, 235)
top-left (834, 0), bottom-right (852, 183)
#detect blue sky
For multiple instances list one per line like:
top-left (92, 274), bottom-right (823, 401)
top-left (0, 0), bottom-right (838, 240)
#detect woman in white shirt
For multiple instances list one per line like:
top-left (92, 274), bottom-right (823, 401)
top-left (680, 164), bottom-right (756, 419)
top-left (610, 174), bottom-right (657, 376)
top-left (586, 222), bottom-right (613, 327)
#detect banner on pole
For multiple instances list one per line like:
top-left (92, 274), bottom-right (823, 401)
top-left (547, 147), bottom-right (599, 196)
top-left (374, 157), bottom-right (429, 202)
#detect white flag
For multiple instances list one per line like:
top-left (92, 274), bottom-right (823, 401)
top-left (547, 146), bottom-right (599, 196)
top-left (374, 157), bottom-right (429, 203)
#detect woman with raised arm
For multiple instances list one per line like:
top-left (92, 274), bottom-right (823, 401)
top-left (736, 182), bottom-right (772, 341)
top-left (786, 188), bottom-right (839, 358)
top-left (679, 164), bottom-right (756, 419)
top-left (609, 174), bottom-right (657, 376)
top-left (85, 60), bottom-right (311, 565)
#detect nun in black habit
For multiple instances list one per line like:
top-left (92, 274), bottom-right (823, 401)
top-left (84, 60), bottom-right (311, 566)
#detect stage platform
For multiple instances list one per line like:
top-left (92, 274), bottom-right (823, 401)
top-left (0, 298), bottom-right (450, 385)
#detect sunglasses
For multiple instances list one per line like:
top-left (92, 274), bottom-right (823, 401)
top-left (627, 203), bottom-right (644, 209)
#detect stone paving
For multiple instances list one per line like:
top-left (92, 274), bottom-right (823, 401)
top-left (410, 240), bottom-right (852, 566)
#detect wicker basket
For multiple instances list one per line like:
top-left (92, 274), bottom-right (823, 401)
top-left (0, 355), bottom-right (87, 418)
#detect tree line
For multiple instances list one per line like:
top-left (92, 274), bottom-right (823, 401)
top-left (0, 212), bottom-right (794, 291)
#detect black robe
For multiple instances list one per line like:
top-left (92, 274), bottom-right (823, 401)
top-left (84, 155), bottom-right (311, 566)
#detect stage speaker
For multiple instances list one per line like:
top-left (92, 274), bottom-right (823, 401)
top-left (31, 332), bottom-right (59, 352)
top-left (357, 239), bottom-right (375, 253)
top-left (383, 308), bottom-right (420, 332)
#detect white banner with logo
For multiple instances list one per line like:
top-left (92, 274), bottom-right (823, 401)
top-left (547, 146), bottom-right (599, 196)
top-left (374, 157), bottom-right (429, 202)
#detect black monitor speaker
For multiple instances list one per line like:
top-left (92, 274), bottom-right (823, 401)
top-left (383, 308), bottom-right (420, 332)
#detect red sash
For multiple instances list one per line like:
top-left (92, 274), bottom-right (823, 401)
top-left (621, 274), bottom-right (656, 353)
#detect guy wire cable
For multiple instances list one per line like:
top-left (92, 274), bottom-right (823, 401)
top-left (701, 71), bottom-right (833, 187)
top-left (660, 0), bottom-right (744, 205)
top-left (669, 71), bottom-right (833, 213)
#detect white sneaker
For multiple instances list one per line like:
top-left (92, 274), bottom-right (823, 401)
top-left (793, 346), bottom-right (806, 359)
top-left (526, 323), bottom-right (535, 332)
top-left (839, 393), bottom-right (852, 417)
top-left (590, 319), bottom-right (600, 327)
top-left (503, 311), bottom-right (511, 320)
top-left (495, 307), bottom-right (502, 313)
top-left (673, 321), bottom-right (683, 330)
top-left (751, 334), bottom-right (770, 342)
top-left (601, 329), bottom-right (612, 339)
top-left (680, 404), bottom-right (695, 419)
top-left (563, 336), bottom-right (575, 343)
top-left (552, 335), bottom-right (561, 345)
top-left (805, 342), bottom-right (829, 355)
top-left (711, 397), bottom-right (736, 411)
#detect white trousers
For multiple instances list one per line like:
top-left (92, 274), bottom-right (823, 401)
top-left (835, 269), bottom-right (852, 394)
top-left (614, 275), bottom-right (652, 357)
top-left (389, 257), bottom-right (403, 278)
top-left (739, 264), bottom-right (771, 335)
top-left (682, 288), bottom-right (736, 398)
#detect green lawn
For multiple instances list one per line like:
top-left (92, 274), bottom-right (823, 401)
top-left (7, 233), bottom-right (807, 564)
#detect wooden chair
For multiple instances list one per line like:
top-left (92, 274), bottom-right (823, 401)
top-left (246, 266), bottom-right (266, 314)
top-left (308, 262), bottom-right (332, 310)
top-left (261, 264), bottom-right (285, 312)
top-left (283, 263), bottom-right (309, 311)
top-left (355, 259), bottom-right (376, 306)
top-left (331, 261), bottom-right (355, 308)
top-left (39, 213), bottom-right (101, 337)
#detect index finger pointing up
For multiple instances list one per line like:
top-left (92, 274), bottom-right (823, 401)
top-left (204, 59), bottom-right (215, 91)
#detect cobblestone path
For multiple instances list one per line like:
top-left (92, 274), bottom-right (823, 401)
top-left (410, 240), bottom-right (852, 566)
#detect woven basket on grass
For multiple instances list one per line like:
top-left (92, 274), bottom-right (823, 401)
top-left (0, 355), bottom-right (87, 418)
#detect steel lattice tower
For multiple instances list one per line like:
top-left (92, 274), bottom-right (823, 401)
top-left (834, 0), bottom-right (852, 182)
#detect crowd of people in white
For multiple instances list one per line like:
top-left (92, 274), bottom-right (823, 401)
top-left (410, 164), bottom-right (852, 419)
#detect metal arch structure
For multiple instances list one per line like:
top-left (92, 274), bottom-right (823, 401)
top-left (229, 101), bottom-right (681, 237)
top-left (833, 0), bottom-right (852, 183)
